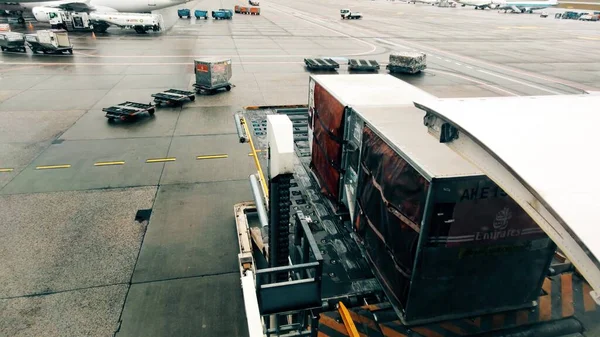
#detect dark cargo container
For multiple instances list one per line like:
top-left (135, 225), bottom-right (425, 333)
top-left (307, 74), bottom-right (435, 209)
top-left (343, 104), bottom-right (556, 324)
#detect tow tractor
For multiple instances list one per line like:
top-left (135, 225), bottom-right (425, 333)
top-left (340, 9), bottom-right (362, 19)
top-left (232, 74), bottom-right (600, 337)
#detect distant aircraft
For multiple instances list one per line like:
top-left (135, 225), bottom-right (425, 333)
top-left (408, 0), bottom-right (440, 5)
top-left (455, 0), bottom-right (498, 9)
top-left (493, 0), bottom-right (558, 13)
top-left (0, 0), bottom-right (191, 22)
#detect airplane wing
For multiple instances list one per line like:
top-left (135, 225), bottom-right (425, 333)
top-left (42, 1), bottom-right (93, 12)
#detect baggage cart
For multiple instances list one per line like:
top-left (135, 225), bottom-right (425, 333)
top-left (103, 101), bottom-right (155, 122)
top-left (249, 7), bottom-right (261, 15)
top-left (212, 9), bottom-right (233, 19)
top-left (195, 10), bottom-right (208, 19)
top-left (151, 89), bottom-right (196, 106)
top-left (0, 32), bottom-right (26, 52)
top-left (348, 59), bottom-right (379, 71)
top-left (25, 30), bottom-right (73, 54)
top-left (193, 58), bottom-right (233, 94)
top-left (304, 58), bottom-right (339, 71)
top-left (178, 8), bottom-right (191, 18)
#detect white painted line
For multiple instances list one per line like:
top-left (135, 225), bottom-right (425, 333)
top-left (436, 56), bottom-right (442, 60)
top-left (478, 69), bottom-right (562, 95)
top-left (428, 69), bottom-right (519, 97)
top-left (445, 59), bottom-right (451, 62)
top-left (455, 62), bottom-right (462, 66)
top-left (466, 66), bottom-right (473, 69)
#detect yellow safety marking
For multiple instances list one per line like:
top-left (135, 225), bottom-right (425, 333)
top-left (196, 154), bottom-right (228, 160)
top-left (247, 149), bottom-right (264, 156)
top-left (36, 164), bottom-right (71, 170)
top-left (146, 157), bottom-right (176, 163)
top-left (241, 117), bottom-right (269, 198)
top-left (94, 161), bottom-right (125, 166)
top-left (338, 302), bottom-right (360, 337)
top-left (0, 168), bottom-right (14, 173)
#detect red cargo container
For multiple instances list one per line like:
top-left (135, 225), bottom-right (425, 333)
top-left (307, 74), bottom-right (435, 209)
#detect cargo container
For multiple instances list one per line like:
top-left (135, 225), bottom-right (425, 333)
top-left (249, 7), bottom-right (261, 15)
top-left (343, 103), bottom-right (556, 324)
top-left (193, 58), bottom-right (233, 94)
top-left (307, 74), bottom-right (435, 210)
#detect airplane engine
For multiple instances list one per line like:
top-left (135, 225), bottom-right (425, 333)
top-left (32, 7), bottom-right (61, 23)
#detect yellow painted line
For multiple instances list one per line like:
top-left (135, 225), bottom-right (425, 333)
top-left (94, 161), bottom-right (125, 166)
top-left (0, 168), bottom-right (14, 173)
top-left (36, 164), bottom-right (71, 170)
top-left (196, 154), bottom-right (228, 160)
top-left (247, 149), bottom-right (264, 156)
top-left (578, 36), bottom-right (600, 41)
top-left (146, 157), bottom-right (176, 163)
top-left (338, 302), bottom-right (360, 337)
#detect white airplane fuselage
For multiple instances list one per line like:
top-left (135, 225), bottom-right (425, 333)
top-left (1, 0), bottom-right (190, 13)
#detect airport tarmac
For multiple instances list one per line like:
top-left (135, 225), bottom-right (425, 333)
top-left (0, 0), bottom-right (599, 336)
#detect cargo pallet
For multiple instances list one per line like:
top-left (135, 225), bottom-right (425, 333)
top-left (151, 89), bottom-right (196, 106)
top-left (386, 64), bottom-right (426, 74)
top-left (304, 58), bottom-right (340, 71)
top-left (103, 101), bottom-right (155, 122)
top-left (348, 59), bottom-right (380, 71)
top-left (235, 104), bottom-right (600, 337)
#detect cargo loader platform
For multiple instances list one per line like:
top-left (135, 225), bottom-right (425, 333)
top-left (305, 58), bottom-right (340, 71)
top-left (235, 103), bottom-right (600, 337)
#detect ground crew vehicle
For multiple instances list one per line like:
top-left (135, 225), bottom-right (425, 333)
top-left (342, 11), bottom-right (362, 19)
top-left (25, 30), bottom-right (73, 54)
top-left (249, 0), bottom-right (259, 5)
top-left (340, 8), bottom-right (350, 18)
top-left (89, 12), bottom-right (164, 34)
top-left (0, 32), bottom-right (26, 52)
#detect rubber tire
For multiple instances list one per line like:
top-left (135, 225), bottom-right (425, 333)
top-left (1, 47), bottom-right (5, 51)
top-left (225, 85), bottom-right (231, 91)
top-left (179, 15), bottom-right (182, 18)
top-left (68, 49), bottom-right (73, 54)
top-left (190, 96), bottom-right (196, 101)
top-left (108, 117), bottom-right (115, 123)
top-left (148, 108), bottom-right (155, 116)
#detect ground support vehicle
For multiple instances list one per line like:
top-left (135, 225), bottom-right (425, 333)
top-left (304, 58), bottom-right (339, 71)
top-left (342, 11), bottom-right (362, 19)
top-left (0, 32), bottom-right (26, 52)
top-left (233, 80), bottom-right (600, 335)
top-left (340, 9), bottom-right (350, 18)
top-left (193, 58), bottom-right (233, 94)
top-left (89, 12), bottom-right (164, 34)
top-left (348, 59), bottom-right (380, 71)
top-left (249, 0), bottom-right (260, 5)
top-left (195, 10), bottom-right (208, 19)
top-left (178, 8), bottom-right (191, 18)
top-left (25, 30), bottom-right (73, 54)
top-left (103, 102), bottom-right (155, 122)
top-left (151, 89), bottom-right (196, 106)
top-left (212, 10), bottom-right (233, 19)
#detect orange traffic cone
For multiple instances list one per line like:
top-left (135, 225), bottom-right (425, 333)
top-left (91, 31), bottom-right (96, 39)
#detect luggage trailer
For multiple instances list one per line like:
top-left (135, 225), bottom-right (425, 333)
top-left (233, 76), bottom-right (600, 337)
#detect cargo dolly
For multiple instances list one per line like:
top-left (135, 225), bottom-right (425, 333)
top-left (348, 59), bottom-right (379, 71)
top-left (0, 32), bottom-right (26, 53)
top-left (304, 58), bottom-right (339, 71)
top-left (151, 89), bottom-right (195, 106)
top-left (103, 101), bottom-right (155, 122)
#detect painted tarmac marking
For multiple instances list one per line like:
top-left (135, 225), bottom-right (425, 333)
top-left (436, 56), bottom-right (442, 59)
top-left (578, 36), bottom-right (600, 41)
top-left (478, 69), bottom-right (563, 95)
top-left (94, 161), bottom-right (125, 166)
top-left (36, 164), bottom-right (71, 170)
top-left (428, 69), bottom-right (519, 96)
top-left (455, 62), bottom-right (462, 66)
top-left (0, 168), bottom-right (14, 173)
top-left (466, 66), bottom-right (473, 69)
top-left (196, 154), bottom-right (228, 160)
top-left (445, 59), bottom-right (451, 62)
top-left (146, 157), bottom-right (176, 163)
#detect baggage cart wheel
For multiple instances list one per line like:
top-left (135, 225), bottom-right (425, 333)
top-left (190, 96), bottom-right (196, 101)
top-left (179, 15), bottom-right (182, 18)
top-left (226, 85), bottom-right (231, 91)
top-left (107, 117), bottom-right (115, 123)
top-left (1, 47), bottom-right (5, 51)
top-left (148, 108), bottom-right (155, 116)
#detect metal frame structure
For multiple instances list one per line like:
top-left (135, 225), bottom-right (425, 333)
top-left (416, 95), bottom-right (600, 305)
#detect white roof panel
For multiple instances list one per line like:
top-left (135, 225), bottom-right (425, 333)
top-left (311, 74), bottom-right (435, 107)
top-left (415, 94), bottom-right (600, 301)
top-left (354, 105), bottom-right (482, 179)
